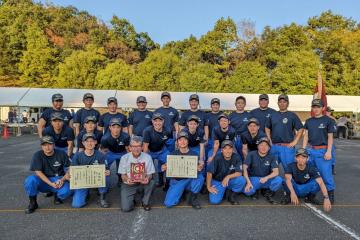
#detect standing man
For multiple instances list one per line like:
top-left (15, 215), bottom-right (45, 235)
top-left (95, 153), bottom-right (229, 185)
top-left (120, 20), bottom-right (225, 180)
top-left (182, 115), bottom-right (206, 162)
top-left (241, 118), bottom-right (266, 160)
top-left (163, 131), bottom-right (204, 209)
top-left (242, 137), bottom-right (282, 204)
top-left (205, 98), bottom-right (223, 153)
top-left (71, 133), bottom-right (110, 208)
top-left (207, 140), bottom-right (246, 205)
top-left (128, 96), bottom-right (153, 137)
top-left (98, 97), bottom-right (128, 135)
top-left (265, 94), bottom-right (304, 171)
top-left (23, 136), bottom-right (71, 214)
top-left (229, 96), bottom-right (251, 159)
top-left (73, 93), bottom-right (100, 137)
top-left (326, 106), bottom-right (337, 175)
top-left (77, 116), bottom-right (103, 152)
top-left (250, 94), bottom-right (276, 132)
top-left (303, 99), bottom-right (336, 204)
top-left (38, 93), bottom-right (73, 137)
top-left (42, 113), bottom-right (75, 158)
top-left (118, 136), bottom-right (156, 212)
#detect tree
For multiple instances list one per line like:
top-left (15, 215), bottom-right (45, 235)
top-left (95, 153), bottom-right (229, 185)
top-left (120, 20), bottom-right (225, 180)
top-left (95, 59), bottom-right (134, 89)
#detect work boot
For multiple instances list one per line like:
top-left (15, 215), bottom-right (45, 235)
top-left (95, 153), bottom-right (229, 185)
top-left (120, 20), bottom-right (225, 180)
top-left (328, 190), bottom-right (335, 204)
top-left (264, 190), bottom-right (277, 204)
top-left (228, 190), bottom-right (240, 205)
top-left (250, 190), bottom-right (260, 200)
top-left (280, 191), bottom-right (291, 205)
top-left (99, 193), bottom-right (110, 208)
top-left (304, 194), bottom-right (321, 205)
top-left (44, 192), bottom-right (54, 198)
top-left (25, 196), bottom-right (38, 214)
top-left (188, 192), bottom-right (201, 210)
top-left (54, 194), bottom-right (63, 205)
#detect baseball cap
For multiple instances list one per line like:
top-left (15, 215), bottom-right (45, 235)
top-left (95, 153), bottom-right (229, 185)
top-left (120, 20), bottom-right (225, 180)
top-left (51, 112), bottom-right (64, 121)
top-left (136, 96), bottom-right (147, 103)
top-left (161, 92), bottom-right (171, 99)
top-left (107, 97), bottom-right (117, 105)
top-left (82, 133), bottom-right (96, 142)
top-left (295, 148), bottom-right (309, 157)
top-left (83, 93), bottom-right (94, 100)
top-left (257, 137), bottom-right (271, 146)
top-left (189, 94), bottom-right (199, 101)
top-left (247, 117), bottom-right (260, 126)
top-left (259, 94), bottom-right (269, 100)
top-left (326, 106), bottom-right (334, 112)
top-left (52, 93), bottom-right (63, 102)
top-left (218, 113), bottom-right (229, 121)
top-left (84, 116), bottom-right (97, 123)
top-left (311, 99), bottom-right (323, 107)
top-left (187, 115), bottom-right (200, 123)
top-left (109, 118), bottom-right (122, 126)
top-left (177, 131), bottom-right (189, 140)
top-left (211, 98), bottom-right (220, 105)
top-left (152, 113), bottom-right (164, 121)
top-left (221, 140), bottom-right (234, 148)
top-left (40, 135), bottom-right (54, 145)
top-left (278, 94), bottom-right (289, 102)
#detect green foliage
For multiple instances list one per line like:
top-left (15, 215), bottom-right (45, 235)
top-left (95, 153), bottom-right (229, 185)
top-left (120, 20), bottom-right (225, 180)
top-left (95, 59), bottom-right (134, 89)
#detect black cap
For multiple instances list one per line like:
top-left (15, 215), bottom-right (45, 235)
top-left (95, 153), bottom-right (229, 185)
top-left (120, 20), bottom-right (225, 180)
top-left (51, 112), bottom-right (64, 121)
top-left (189, 94), bottom-right (199, 101)
top-left (84, 116), bottom-right (97, 123)
top-left (82, 133), bottom-right (96, 142)
top-left (107, 97), bottom-right (118, 105)
top-left (247, 117), bottom-right (260, 126)
top-left (311, 99), bottom-right (323, 107)
top-left (152, 113), bottom-right (164, 121)
top-left (326, 106), bottom-right (334, 112)
top-left (278, 94), bottom-right (289, 102)
top-left (257, 137), bottom-right (271, 146)
top-left (109, 118), bottom-right (122, 126)
top-left (52, 93), bottom-right (63, 102)
top-left (83, 93), bottom-right (94, 100)
top-left (177, 131), bottom-right (189, 140)
top-left (296, 148), bottom-right (309, 157)
top-left (187, 115), bottom-right (200, 123)
top-left (211, 98), bottom-right (220, 105)
top-left (161, 92), bottom-right (171, 99)
top-left (40, 135), bottom-right (54, 145)
top-left (259, 94), bottom-right (269, 100)
top-left (221, 140), bottom-right (234, 148)
top-left (218, 113), bottom-right (229, 121)
top-left (136, 96), bottom-right (147, 103)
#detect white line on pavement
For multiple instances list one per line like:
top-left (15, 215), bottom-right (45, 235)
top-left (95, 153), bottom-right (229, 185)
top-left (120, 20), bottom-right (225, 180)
top-left (304, 203), bottom-right (360, 240)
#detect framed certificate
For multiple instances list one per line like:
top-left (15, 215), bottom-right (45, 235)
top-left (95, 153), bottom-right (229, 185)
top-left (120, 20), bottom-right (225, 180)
top-left (70, 165), bottom-right (106, 189)
top-left (130, 162), bottom-right (146, 182)
top-left (166, 155), bottom-right (198, 178)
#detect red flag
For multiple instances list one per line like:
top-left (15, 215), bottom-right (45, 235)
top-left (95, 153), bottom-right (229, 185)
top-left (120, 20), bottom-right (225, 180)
top-left (311, 71), bottom-right (327, 117)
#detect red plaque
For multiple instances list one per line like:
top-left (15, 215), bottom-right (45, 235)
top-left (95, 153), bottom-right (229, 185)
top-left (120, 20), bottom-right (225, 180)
top-left (130, 162), bottom-right (145, 182)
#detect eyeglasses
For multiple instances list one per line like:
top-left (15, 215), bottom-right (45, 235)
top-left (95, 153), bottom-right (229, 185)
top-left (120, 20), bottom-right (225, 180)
top-left (130, 145), bottom-right (142, 148)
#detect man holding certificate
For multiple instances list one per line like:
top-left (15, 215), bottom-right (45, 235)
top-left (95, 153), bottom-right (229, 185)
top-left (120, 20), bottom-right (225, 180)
top-left (70, 133), bottom-right (110, 208)
top-left (118, 136), bottom-right (156, 212)
top-left (163, 131), bottom-right (204, 209)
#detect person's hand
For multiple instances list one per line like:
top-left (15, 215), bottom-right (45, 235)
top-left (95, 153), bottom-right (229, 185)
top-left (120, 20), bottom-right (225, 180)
top-left (288, 140), bottom-right (297, 148)
top-left (55, 179), bottom-right (64, 188)
top-left (197, 162), bottom-right (204, 171)
top-left (141, 177), bottom-right (149, 185)
top-left (221, 176), bottom-right (230, 187)
top-left (324, 151), bottom-right (332, 160)
top-left (161, 164), bottom-right (167, 172)
top-left (290, 192), bottom-right (299, 205)
top-left (244, 182), bottom-right (253, 193)
top-left (64, 173), bottom-right (70, 180)
top-left (260, 176), bottom-right (268, 184)
top-left (323, 198), bottom-right (332, 212)
top-left (105, 170), bottom-right (110, 176)
top-left (207, 185), bottom-right (218, 194)
top-left (126, 178), bottom-right (135, 185)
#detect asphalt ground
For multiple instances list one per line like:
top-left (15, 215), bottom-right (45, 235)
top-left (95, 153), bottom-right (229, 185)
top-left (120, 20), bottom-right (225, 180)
top-left (0, 135), bottom-right (359, 240)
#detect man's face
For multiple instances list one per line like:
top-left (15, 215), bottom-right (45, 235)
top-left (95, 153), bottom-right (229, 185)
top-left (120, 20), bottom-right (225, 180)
top-left (51, 119), bottom-right (64, 130)
top-left (187, 120), bottom-right (198, 131)
top-left (177, 137), bottom-right (188, 149)
top-left (83, 98), bottom-right (94, 108)
top-left (295, 154), bottom-right (308, 166)
top-left (211, 103), bottom-right (220, 112)
top-left (152, 119), bottom-right (164, 129)
top-left (108, 102), bottom-right (117, 113)
top-left (137, 102), bottom-right (147, 110)
top-left (278, 99), bottom-right (289, 111)
top-left (259, 99), bottom-right (269, 109)
top-left (52, 100), bottom-right (63, 110)
top-left (312, 106), bottom-right (323, 116)
top-left (235, 99), bottom-right (246, 111)
top-left (161, 96), bottom-right (171, 106)
top-left (84, 121), bottom-right (96, 132)
top-left (83, 138), bottom-right (97, 150)
top-left (189, 100), bottom-right (199, 110)
top-left (248, 123), bottom-right (259, 135)
top-left (221, 145), bottom-right (233, 159)
top-left (130, 142), bottom-right (142, 157)
top-left (110, 124), bottom-right (121, 136)
top-left (258, 142), bottom-right (270, 155)
top-left (41, 143), bottom-right (54, 155)
top-left (219, 118), bottom-right (229, 129)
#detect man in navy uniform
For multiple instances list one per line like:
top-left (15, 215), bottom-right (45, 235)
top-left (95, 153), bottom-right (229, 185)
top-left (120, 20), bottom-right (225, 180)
top-left (73, 93), bottom-right (100, 137)
top-left (38, 93), bottom-right (73, 137)
top-left (24, 136), bottom-right (71, 214)
top-left (205, 98), bottom-right (223, 154)
top-left (71, 133), bottom-right (110, 208)
top-left (250, 94), bottom-right (276, 132)
top-left (241, 117), bottom-right (266, 160)
top-left (207, 140), bottom-right (246, 205)
top-left (128, 96), bottom-right (153, 137)
top-left (163, 131), bottom-right (204, 209)
top-left (77, 116), bottom-right (103, 152)
top-left (265, 94), bottom-right (304, 171)
top-left (303, 99), bottom-right (336, 203)
top-left (98, 97), bottom-right (128, 135)
top-left (182, 115), bottom-right (206, 163)
top-left (326, 106), bottom-right (337, 175)
top-left (243, 137), bottom-right (282, 204)
top-left (281, 148), bottom-right (332, 212)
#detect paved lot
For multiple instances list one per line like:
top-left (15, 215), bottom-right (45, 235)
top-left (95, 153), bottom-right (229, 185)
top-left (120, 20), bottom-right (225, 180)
top-left (0, 135), bottom-right (359, 240)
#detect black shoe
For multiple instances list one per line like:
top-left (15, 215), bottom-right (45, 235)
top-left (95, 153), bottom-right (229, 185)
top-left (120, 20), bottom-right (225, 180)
top-left (328, 190), bottom-right (335, 204)
top-left (54, 195), bottom-right (63, 205)
top-left (99, 193), bottom-right (110, 208)
top-left (332, 165), bottom-right (336, 175)
top-left (25, 196), bottom-right (38, 214)
top-left (44, 192), bottom-right (54, 198)
top-left (264, 190), bottom-right (277, 204)
top-left (304, 194), bottom-right (321, 205)
top-left (250, 190), bottom-right (260, 200)
top-left (280, 191), bottom-right (291, 205)
top-left (228, 191), bottom-right (240, 205)
top-left (188, 192), bottom-right (201, 210)
top-left (142, 203), bottom-right (151, 211)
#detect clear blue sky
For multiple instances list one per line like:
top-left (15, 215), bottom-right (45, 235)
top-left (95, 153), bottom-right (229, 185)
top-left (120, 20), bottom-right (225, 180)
top-left (39, 0), bottom-right (360, 45)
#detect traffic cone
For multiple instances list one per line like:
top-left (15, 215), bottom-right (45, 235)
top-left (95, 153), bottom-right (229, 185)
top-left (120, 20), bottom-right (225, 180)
top-left (2, 124), bottom-right (9, 139)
